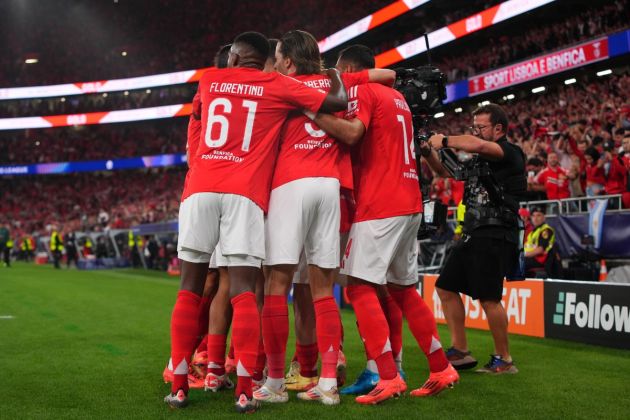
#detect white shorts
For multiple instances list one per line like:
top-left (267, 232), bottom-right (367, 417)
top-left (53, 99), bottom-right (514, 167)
top-left (265, 178), bottom-right (340, 268)
top-left (293, 232), bottom-right (349, 287)
top-left (340, 213), bottom-right (421, 286)
top-left (208, 243), bottom-right (228, 269)
top-left (177, 192), bottom-right (264, 267)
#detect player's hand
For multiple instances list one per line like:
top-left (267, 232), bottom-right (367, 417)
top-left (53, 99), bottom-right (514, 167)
top-left (429, 133), bottom-right (445, 150)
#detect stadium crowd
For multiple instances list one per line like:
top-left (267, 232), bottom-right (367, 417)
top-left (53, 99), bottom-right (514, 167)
top-left (434, 0), bottom-right (628, 83)
top-left (0, 167), bottom-right (183, 237)
top-left (0, 0), bottom-right (392, 87)
top-left (428, 72), bottom-right (630, 207)
top-left (0, 120), bottom-right (186, 164)
top-left (2, 73), bottom-right (627, 213)
top-left (0, 85), bottom-right (194, 118)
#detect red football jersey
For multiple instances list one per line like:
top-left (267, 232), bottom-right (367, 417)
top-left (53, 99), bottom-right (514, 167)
top-left (271, 71), bottom-right (368, 190)
top-left (182, 67), bottom-right (328, 210)
top-left (346, 83), bottom-right (422, 222)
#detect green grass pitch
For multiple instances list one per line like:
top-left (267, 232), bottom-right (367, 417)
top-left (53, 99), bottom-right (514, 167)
top-left (1, 262), bottom-right (629, 419)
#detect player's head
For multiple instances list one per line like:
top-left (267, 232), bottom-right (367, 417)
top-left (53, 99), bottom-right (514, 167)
top-left (275, 30), bottom-right (322, 76)
top-left (214, 44), bottom-right (232, 69)
top-left (228, 31), bottom-right (269, 70)
top-left (336, 44), bottom-right (375, 73)
top-left (264, 38), bottom-right (279, 73)
top-left (471, 103), bottom-right (508, 142)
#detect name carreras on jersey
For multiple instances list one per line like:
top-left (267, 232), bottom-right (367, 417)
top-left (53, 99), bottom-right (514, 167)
top-left (209, 82), bottom-right (264, 97)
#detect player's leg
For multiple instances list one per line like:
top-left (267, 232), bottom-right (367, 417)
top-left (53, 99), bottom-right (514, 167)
top-left (255, 180), bottom-right (305, 403)
top-left (165, 193), bottom-right (220, 408)
top-left (288, 279), bottom-right (319, 392)
top-left (377, 286), bottom-right (404, 376)
top-left (187, 268), bottom-right (219, 389)
top-left (220, 193), bottom-right (265, 413)
top-left (253, 268), bottom-right (266, 388)
top-left (341, 219), bottom-right (406, 405)
top-left (205, 265), bottom-right (234, 392)
top-left (295, 178), bottom-right (341, 405)
top-left (254, 264), bottom-right (293, 403)
top-left (385, 213), bottom-right (457, 398)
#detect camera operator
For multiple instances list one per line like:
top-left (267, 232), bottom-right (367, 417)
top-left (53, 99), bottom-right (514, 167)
top-left (422, 103), bottom-right (526, 374)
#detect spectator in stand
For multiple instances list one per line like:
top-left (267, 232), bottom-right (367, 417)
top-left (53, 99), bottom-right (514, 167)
top-left (602, 140), bottom-right (628, 204)
top-left (534, 152), bottom-right (572, 200)
top-left (584, 147), bottom-right (606, 196)
top-left (525, 157), bottom-right (547, 201)
top-left (524, 208), bottom-right (556, 274)
top-left (518, 208), bottom-right (533, 241)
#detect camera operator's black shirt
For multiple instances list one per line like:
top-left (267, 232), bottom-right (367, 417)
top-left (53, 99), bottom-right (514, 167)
top-left (469, 136), bottom-right (526, 243)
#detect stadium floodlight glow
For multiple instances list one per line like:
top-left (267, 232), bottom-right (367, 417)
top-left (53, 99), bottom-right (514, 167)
top-left (146, 89), bottom-right (151, 94)
top-left (375, 0), bottom-right (556, 67)
top-left (506, 94), bottom-right (515, 100)
top-left (0, 103), bottom-right (193, 131)
top-left (0, 0), bottom-right (556, 102)
top-left (564, 78), bottom-right (577, 85)
top-left (434, 112), bottom-right (445, 118)
top-left (60, 97), bottom-right (66, 102)
top-left (454, 107), bottom-right (463, 113)
top-left (121, 51), bottom-right (127, 56)
top-left (481, 100), bottom-right (491, 106)
top-left (0, 68), bottom-right (212, 101)
top-left (102, 93), bottom-right (108, 97)
top-left (124, 91), bottom-right (129, 96)
top-left (596, 69), bottom-right (612, 77)
top-left (24, 58), bottom-right (38, 64)
top-left (318, 0), bottom-right (432, 53)
top-left (531, 86), bottom-right (546, 93)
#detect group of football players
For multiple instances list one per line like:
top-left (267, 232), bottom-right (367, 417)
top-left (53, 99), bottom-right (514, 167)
top-left (162, 29), bottom-right (459, 414)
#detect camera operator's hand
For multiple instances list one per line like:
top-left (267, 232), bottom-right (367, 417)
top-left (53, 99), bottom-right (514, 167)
top-left (418, 139), bottom-right (432, 157)
top-left (429, 133), bottom-right (446, 150)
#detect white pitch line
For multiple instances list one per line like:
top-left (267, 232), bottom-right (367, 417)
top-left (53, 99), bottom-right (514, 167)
top-left (0, 315), bottom-right (15, 319)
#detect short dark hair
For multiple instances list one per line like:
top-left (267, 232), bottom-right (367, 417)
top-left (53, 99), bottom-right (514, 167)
top-left (268, 38), bottom-right (279, 61)
top-left (337, 44), bottom-right (375, 69)
top-left (527, 157), bottom-right (543, 167)
top-left (279, 30), bottom-right (322, 75)
top-left (585, 147), bottom-right (600, 161)
top-left (472, 103), bottom-right (509, 133)
top-left (214, 44), bottom-right (231, 69)
top-left (233, 31), bottom-right (269, 61)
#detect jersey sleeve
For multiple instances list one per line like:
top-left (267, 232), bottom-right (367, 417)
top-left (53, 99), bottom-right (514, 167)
top-left (345, 84), bottom-right (374, 131)
top-left (278, 74), bottom-right (328, 114)
top-left (341, 70), bottom-right (369, 89)
top-left (191, 92), bottom-right (202, 120)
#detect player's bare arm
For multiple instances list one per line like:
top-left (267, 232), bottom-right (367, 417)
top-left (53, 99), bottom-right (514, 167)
top-left (318, 68), bottom-right (348, 113)
top-left (312, 113), bottom-right (366, 146)
top-left (367, 68), bottom-right (396, 87)
top-left (429, 133), bottom-right (505, 161)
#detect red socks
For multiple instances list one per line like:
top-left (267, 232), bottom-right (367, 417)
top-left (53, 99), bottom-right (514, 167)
top-left (253, 337), bottom-right (266, 382)
top-left (296, 343), bottom-right (319, 378)
top-left (170, 290), bottom-right (201, 393)
top-left (314, 296), bottom-right (341, 381)
top-left (196, 295), bottom-right (212, 342)
top-left (347, 284), bottom-right (397, 380)
top-left (388, 286), bottom-right (449, 373)
top-left (261, 295), bottom-right (289, 380)
top-left (206, 334), bottom-right (227, 376)
top-left (382, 294), bottom-right (403, 367)
top-left (231, 291), bottom-right (260, 397)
